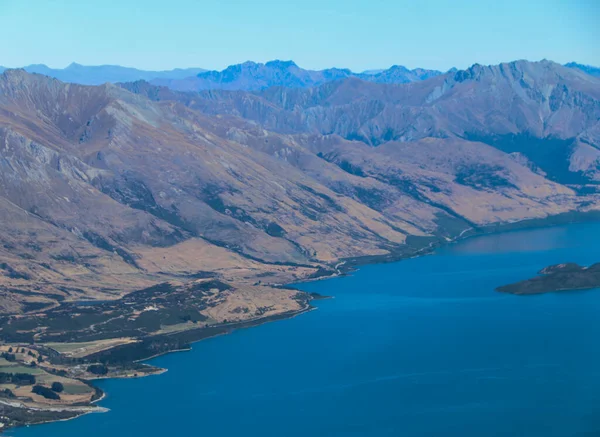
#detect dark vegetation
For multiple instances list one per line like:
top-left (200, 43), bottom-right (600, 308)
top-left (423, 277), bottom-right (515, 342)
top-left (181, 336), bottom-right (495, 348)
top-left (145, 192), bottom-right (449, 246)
top-left (317, 152), bottom-right (366, 177)
top-left (84, 305), bottom-right (309, 365)
top-left (299, 184), bottom-right (344, 213)
top-left (306, 266), bottom-right (336, 280)
top-left (51, 382), bottom-right (64, 392)
top-left (86, 364), bottom-right (108, 375)
top-left (1, 278), bottom-right (312, 369)
top-left (0, 402), bottom-right (80, 428)
top-left (351, 186), bottom-right (391, 211)
top-left (32, 385), bottom-right (60, 400)
top-left (0, 373), bottom-right (36, 385)
top-left (82, 231), bottom-right (139, 268)
top-left (0, 388), bottom-right (15, 398)
top-left (0, 280), bottom-right (230, 344)
top-left (265, 221), bottom-right (287, 237)
top-left (0, 263), bottom-right (31, 280)
top-left (1, 352), bottom-right (16, 362)
top-left (455, 164), bottom-right (517, 190)
top-left (465, 133), bottom-right (593, 186)
top-left (497, 262), bottom-right (600, 295)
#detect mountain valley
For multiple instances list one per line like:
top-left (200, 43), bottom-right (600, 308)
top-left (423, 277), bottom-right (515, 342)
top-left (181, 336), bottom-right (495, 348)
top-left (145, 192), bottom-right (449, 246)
top-left (0, 59), bottom-right (599, 428)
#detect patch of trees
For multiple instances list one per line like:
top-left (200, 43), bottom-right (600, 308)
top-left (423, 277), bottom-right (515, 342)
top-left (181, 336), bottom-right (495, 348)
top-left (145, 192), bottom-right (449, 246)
top-left (0, 372), bottom-right (36, 385)
top-left (1, 352), bottom-right (16, 362)
top-left (86, 364), bottom-right (108, 375)
top-left (48, 368), bottom-right (68, 377)
top-left (51, 382), bottom-right (64, 393)
top-left (32, 385), bottom-right (60, 400)
top-left (0, 388), bottom-right (15, 398)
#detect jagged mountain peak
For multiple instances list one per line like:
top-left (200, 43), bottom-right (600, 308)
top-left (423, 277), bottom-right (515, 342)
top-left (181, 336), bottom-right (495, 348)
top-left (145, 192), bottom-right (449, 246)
top-left (449, 59), bottom-right (594, 85)
top-left (387, 65), bottom-right (411, 72)
top-left (0, 68), bottom-right (63, 95)
top-left (168, 59), bottom-right (600, 150)
top-left (154, 60), bottom-right (443, 91)
top-left (165, 60), bottom-right (353, 91)
top-left (264, 59), bottom-right (299, 69)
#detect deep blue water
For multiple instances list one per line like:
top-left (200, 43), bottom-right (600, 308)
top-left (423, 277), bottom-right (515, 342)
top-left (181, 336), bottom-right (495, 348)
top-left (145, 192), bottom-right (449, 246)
top-left (12, 222), bottom-right (600, 437)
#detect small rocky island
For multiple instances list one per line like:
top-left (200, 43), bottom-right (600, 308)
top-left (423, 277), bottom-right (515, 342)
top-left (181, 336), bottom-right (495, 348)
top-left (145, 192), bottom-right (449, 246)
top-left (497, 263), bottom-right (600, 295)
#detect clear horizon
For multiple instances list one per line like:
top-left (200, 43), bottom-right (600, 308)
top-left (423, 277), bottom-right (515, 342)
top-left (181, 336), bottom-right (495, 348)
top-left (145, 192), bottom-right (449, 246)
top-left (0, 0), bottom-right (599, 72)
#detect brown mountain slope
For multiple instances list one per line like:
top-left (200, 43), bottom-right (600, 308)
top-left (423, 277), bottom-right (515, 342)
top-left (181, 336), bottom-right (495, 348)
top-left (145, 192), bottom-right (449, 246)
top-left (1, 64), bottom-right (599, 313)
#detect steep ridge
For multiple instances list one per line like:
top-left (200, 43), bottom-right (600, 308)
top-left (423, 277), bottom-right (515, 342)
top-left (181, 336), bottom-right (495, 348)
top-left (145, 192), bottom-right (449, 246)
top-left (565, 62), bottom-right (600, 78)
top-left (0, 70), bottom-right (415, 310)
top-left (1, 63), bottom-right (599, 313)
top-left (140, 60), bottom-right (600, 184)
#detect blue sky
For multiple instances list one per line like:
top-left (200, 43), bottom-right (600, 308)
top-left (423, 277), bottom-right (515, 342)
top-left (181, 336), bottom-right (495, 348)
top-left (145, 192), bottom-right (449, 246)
top-left (0, 0), bottom-right (598, 72)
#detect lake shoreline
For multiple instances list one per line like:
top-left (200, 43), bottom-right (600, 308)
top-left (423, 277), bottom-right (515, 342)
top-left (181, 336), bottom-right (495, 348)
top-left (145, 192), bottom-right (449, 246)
top-left (0, 304), bottom-right (316, 432)
top-left (5, 210), bottom-right (600, 432)
top-left (305, 210), bottom-right (600, 280)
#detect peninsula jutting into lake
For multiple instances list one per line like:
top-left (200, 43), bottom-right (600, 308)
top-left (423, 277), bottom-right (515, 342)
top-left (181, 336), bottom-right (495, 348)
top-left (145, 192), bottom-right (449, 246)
top-left (497, 262), bottom-right (600, 295)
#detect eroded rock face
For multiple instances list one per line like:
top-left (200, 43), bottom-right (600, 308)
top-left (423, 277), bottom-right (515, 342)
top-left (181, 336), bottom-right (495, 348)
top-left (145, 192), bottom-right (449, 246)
top-left (0, 62), bottom-right (599, 311)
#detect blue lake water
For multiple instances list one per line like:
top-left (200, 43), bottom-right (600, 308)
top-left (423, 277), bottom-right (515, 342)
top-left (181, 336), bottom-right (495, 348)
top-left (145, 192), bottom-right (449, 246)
top-left (11, 222), bottom-right (600, 436)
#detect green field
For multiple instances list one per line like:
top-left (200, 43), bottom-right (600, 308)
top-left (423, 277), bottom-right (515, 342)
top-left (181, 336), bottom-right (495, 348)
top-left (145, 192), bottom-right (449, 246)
top-left (0, 365), bottom-right (44, 375)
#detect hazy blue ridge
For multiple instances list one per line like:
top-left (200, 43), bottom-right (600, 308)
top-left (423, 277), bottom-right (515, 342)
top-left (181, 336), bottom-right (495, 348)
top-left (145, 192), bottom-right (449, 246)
top-left (150, 60), bottom-right (447, 91)
top-left (3, 60), bottom-right (598, 90)
top-left (565, 62), bottom-right (600, 77)
top-left (1, 63), bottom-right (206, 85)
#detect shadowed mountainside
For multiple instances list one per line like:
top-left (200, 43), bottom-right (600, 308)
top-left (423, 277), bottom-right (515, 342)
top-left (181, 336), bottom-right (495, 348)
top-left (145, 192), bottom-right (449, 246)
top-left (134, 60), bottom-right (600, 183)
top-left (565, 62), bottom-right (600, 78)
top-left (1, 60), bottom-right (599, 313)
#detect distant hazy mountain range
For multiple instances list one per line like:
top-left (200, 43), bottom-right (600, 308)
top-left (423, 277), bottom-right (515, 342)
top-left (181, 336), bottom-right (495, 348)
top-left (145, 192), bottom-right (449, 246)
top-left (151, 60), bottom-right (447, 91)
top-left (154, 60), bottom-right (597, 91)
top-left (0, 60), bottom-right (597, 90)
top-left (564, 62), bottom-right (600, 77)
top-left (0, 62), bottom-right (206, 85)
